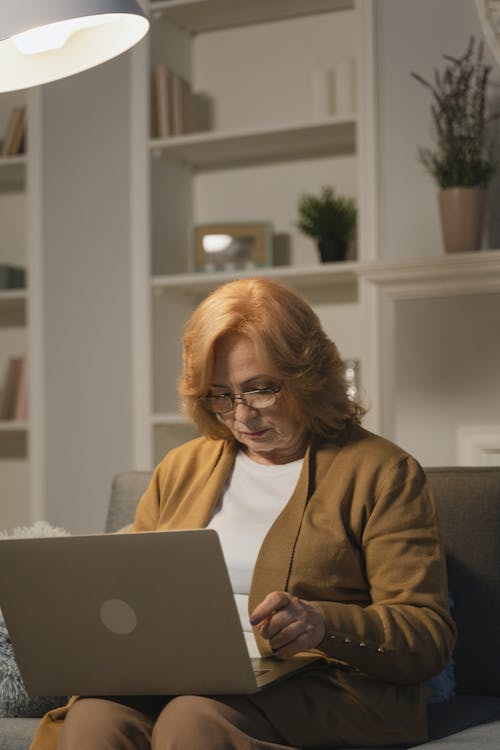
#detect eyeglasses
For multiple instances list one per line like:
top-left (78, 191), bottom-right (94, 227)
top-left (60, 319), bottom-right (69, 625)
top-left (199, 385), bottom-right (281, 415)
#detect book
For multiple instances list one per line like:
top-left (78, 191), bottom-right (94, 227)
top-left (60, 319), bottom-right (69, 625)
top-left (13, 356), bottom-right (28, 422)
top-left (0, 357), bottom-right (23, 420)
top-left (9, 106), bottom-right (27, 155)
top-left (171, 73), bottom-right (192, 135)
top-left (0, 264), bottom-right (26, 289)
top-left (151, 64), bottom-right (172, 138)
top-left (151, 66), bottom-right (193, 138)
top-left (1, 107), bottom-right (25, 157)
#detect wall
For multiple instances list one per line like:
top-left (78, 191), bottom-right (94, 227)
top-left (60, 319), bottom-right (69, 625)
top-left (193, 10), bottom-right (358, 268)
top-left (395, 293), bottom-right (500, 465)
top-left (375, 0), bottom-right (486, 260)
top-left (375, 0), bottom-right (500, 465)
top-left (41, 55), bottom-right (134, 532)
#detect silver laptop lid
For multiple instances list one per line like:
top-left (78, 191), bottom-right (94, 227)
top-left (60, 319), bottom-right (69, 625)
top-left (0, 530), bottom-right (259, 696)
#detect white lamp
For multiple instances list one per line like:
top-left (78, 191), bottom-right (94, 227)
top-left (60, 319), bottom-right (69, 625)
top-left (0, 0), bottom-right (149, 92)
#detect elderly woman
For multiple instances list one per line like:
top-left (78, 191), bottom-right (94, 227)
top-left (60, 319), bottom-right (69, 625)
top-left (33, 277), bottom-right (455, 750)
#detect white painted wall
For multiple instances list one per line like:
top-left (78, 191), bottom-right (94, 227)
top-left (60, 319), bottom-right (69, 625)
top-left (394, 293), bottom-right (500, 465)
top-left (375, 0), bottom-right (487, 261)
top-left (193, 11), bottom-right (356, 130)
top-left (375, 0), bottom-right (500, 465)
top-left (193, 11), bottom-right (358, 267)
top-left (41, 55), bottom-right (134, 533)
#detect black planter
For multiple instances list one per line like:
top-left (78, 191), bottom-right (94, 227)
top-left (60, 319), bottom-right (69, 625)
top-left (317, 237), bottom-right (348, 263)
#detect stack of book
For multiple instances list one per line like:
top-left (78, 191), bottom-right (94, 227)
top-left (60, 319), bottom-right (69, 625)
top-left (0, 106), bottom-right (27, 157)
top-left (151, 64), bottom-right (193, 138)
top-left (0, 356), bottom-right (28, 422)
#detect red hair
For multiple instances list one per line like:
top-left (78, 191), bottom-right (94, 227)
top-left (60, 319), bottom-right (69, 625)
top-left (179, 277), bottom-right (365, 440)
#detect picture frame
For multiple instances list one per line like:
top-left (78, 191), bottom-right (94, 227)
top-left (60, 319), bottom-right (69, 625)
top-left (191, 222), bottom-right (272, 272)
top-left (456, 425), bottom-right (500, 466)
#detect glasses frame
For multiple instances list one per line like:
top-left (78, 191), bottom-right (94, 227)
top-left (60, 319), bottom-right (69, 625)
top-left (199, 384), bottom-right (281, 415)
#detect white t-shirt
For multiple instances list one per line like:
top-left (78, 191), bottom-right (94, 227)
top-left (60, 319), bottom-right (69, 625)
top-left (207, 449), bottom-right (303, 657)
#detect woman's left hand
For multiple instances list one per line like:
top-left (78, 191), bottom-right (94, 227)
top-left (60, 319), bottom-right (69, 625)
top-left (250, 591), bottom-right (326, 658)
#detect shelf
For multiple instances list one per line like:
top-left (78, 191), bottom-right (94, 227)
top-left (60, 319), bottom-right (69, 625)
top-left (152, 261), bottom-right (360, 295)
top-left (0, 290), bottom-right (27, 326)
top-left (0, 155), bottom-right (26, 192)
top-left (0, 423), bottom-right (27, 459)
top-left (361, 249), bottom-right (500, 300)
top-left (0, 421), bottom-right (28, 432)
top-left (151, 413), bottom-right (190, 426)
top-left (150, 0), bottom-right (354, 33)
top-left (150, 117), bottom-right (356, 169)
top-left (151, 250), bottom-right (500, 300)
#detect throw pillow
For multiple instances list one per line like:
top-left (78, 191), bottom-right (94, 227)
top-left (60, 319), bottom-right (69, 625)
top-left (427, 658), bottom-right (456, 704)
top-left (426, 594), bottom-right (456, 703)
top-left (0, 520), bottom-right (71, 717)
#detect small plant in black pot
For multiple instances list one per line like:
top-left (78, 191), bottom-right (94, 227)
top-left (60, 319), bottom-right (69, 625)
top-left (297, 186), bottom-right (356, 263)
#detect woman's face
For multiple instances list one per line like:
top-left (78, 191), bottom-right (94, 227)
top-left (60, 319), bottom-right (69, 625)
top-left (210, 334), bottom-right (308, 465)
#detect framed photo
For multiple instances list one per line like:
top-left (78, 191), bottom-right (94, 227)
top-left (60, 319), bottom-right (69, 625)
top-left (457, 425), bottom-right (500, 466)
top-left (192, 222), bottom-right (272, 272)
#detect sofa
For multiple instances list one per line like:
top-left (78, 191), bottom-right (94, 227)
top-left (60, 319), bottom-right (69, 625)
top-left (1, 466), bottom-right (499, 749)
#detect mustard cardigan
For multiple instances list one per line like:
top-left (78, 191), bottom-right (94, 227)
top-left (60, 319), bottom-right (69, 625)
top-left (30, 426), bottom-right (455, 749)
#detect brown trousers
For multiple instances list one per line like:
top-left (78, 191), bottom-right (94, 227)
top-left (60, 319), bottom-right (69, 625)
top-left (56, 666), bottom-right (427, 749)
top-left (58, 694), bottom-right (292, 749)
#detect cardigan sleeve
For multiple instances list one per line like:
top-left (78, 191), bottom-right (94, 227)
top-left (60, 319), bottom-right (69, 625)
top-left (313, 457), bottom-right (456, 685)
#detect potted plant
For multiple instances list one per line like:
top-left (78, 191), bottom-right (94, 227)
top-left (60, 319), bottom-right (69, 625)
top-left (297, 186), bottom-right (356, 263)
top-left (411, 36), bottom-right (497, 253)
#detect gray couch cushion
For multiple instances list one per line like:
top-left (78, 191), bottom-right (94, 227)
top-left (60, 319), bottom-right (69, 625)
top-left (415, 718), bottom-right (500, 748)
top-left (425, 468), bottom-right (500, 696)
top-left (427, 695), bottom-right (500, 742)
top-left (0, 718), bottom-right (38, 750)
top-left (105, 471), bottom-right (151, 533)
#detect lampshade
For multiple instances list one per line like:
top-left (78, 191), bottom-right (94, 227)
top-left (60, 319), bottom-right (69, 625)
top-left (0, 0), bottom-right (149, 92)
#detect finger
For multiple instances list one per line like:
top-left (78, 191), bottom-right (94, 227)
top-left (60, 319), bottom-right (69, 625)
top-left (271, 630), bottom-right (312, 659)
top-left (268, 619), bottom-right (304, 651)
top-left (249, 591), bottom-right (291, 627)
top-left (257, 605), bottom-right (297, 640)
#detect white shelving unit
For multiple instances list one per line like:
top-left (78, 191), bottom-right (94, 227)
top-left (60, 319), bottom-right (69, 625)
top-left (0, 155), bottom-right (27, 192)
top-left (130, 0), bottom-right (500, 472)
top-left (151, 261), bottom-right (360, 293)
top-left (149, 0), bottom-right (355, 30)
top-left (0, 93), bottom-right (29, 530)
top-left (130, 0), bottom-right (375, 468)
top-left (150, 117), bottom-right (356, 168)
top-left (0, 89), bottom-right (43, 529)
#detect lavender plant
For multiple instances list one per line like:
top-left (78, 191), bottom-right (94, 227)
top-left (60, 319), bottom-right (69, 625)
top-left (411, 36), bottom-right (497, 189)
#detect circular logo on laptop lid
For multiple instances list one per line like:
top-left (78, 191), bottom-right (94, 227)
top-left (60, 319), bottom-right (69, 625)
top-left (99, 598), bottom-right (137, 635)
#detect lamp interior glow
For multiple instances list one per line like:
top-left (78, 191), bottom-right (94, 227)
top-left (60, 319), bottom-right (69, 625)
top-left (0, 1), bottom-right (149, 92)
top-left (12, 15), bottom-right (118, 56)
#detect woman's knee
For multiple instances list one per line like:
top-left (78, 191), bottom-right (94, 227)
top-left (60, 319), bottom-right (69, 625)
top-left (151, 694), bottom-right (281, 749)
top-left (59, 697), bottom-right (154, 750)
top-left (152, 695), bottom-right (232, 748)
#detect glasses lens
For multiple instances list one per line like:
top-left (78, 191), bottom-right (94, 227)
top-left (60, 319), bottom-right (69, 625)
top-left (202, 395), bottom-right (233, 413)
top-left (244, 389), bottom-right (276, 408)
top-left (201, 386), bottom-right (279, 414)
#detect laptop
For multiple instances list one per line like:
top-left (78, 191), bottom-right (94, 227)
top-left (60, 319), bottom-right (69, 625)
top-left (0, 529), bottom-right (321, 696)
